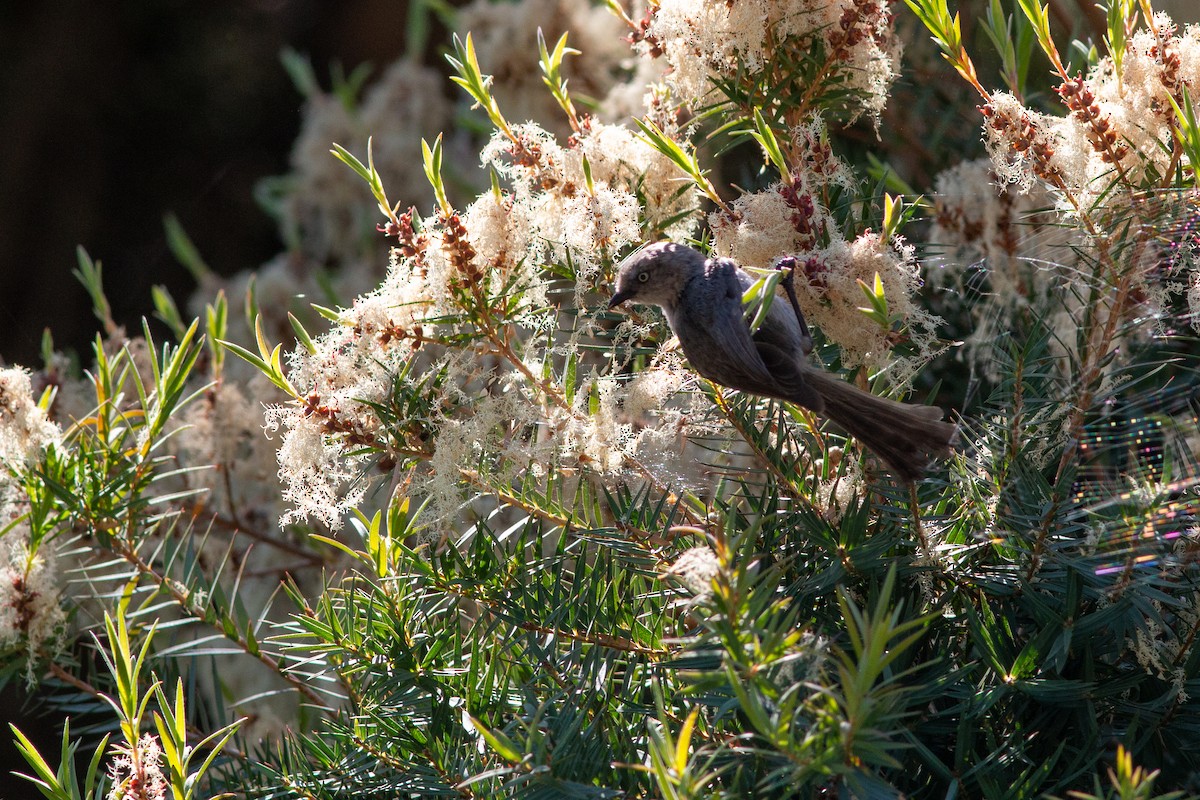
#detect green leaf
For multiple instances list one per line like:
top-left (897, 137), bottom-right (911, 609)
top-left (217, 315), bottom-right (299, 397)
top-left (9, 723), bottom-right (75, 800)
top-left (467, 714), bottom-right (525, 763)
top-left (421, 134), bottom-right (451, 215)
top-left (538, 28), bottom-right (580, 124)
top-left (73, 247), bottom-right (114, 332)
top-left (740, 270), bottom-right (783, 334)
top-left (856, 271), bottom-right (890, 325)
top-left (288, 312), bottom-right (318, 355)
top-left (448, 32), bottom-right (512, 137)
top-left (279, 47), bottom-right (320, 97)
top-left (331, 137), bottom-right (401, 221)
top-left (162, 212), bottom-right (212, 281)
top-left (634, 117), bottom-right (727, 209)
top-left (749, 107), bottom-right (790, 180)
top-left (1166, 90), bottom-right (1200, 189)
top-left (151, 286), bottom-right (187, 340)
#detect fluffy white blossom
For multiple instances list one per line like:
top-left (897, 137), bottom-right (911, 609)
top-left (564, 374), bottom-right (632, 474)
top-left (983, 17), bottom-right (1200, 210)
top-left (665, 545), bottom-right (721, 596)
top-left (426, 387), bottom-right (544, 526)
top-left (624, 367), bottom-right (685, 421)
top-left (457, 0), bottom-right (634, 135)
top-left (263, 258), bottom-right (442, 530)
top-left (981, 91), bottom-right (1064, 194)
top-left (268, 407), bottom-right (371, 531)
top-left (640, 0), bottom-right (900, 121)
top-left (712, 187), bottom-right (821, 270)
top-left (478, 120), bottom-right (699, 305)
top-left (714, 193), bottom-right (940, 374)
top-left (0, 526), bottom-right (67, 671)
top-left (0, 367), bottom-right (61, 473)
top-left (106, 734), bottom-right (167, 800)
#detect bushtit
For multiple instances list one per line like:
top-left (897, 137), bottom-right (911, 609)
top-left (608, 242), bottom-right (956, 482)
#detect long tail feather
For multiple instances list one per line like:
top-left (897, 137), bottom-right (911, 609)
top-left (805, 371), bottom-right (958, 482)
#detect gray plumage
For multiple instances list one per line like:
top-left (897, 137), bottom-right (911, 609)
top-left (609, 241), bottom-right (957, 482)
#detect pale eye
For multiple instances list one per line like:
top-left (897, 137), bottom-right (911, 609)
top-left (637, 271), bottom-right (650, 283)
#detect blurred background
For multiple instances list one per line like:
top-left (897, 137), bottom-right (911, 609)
top-left (5, 0), bottom-right (1197, 371)
top-left (0, 1), bottom-right (419, 369)
top-left (0, 0), bottom-right (427, 786)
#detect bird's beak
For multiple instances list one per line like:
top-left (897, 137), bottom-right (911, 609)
top-left (608, 289), bottom-right (632, 309)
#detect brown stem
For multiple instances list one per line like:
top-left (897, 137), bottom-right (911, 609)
top-left (710, 384), bottom-right (841, 522)
top-left (113, 541), bottom-right (327, 707)
top-left (352, 732), bottom-right (478, 798)
top-left (47, 660), bottom-right (105, 699)
top-left (909, 482), bottom-right (932, 564)
top-left (1025, 216), bottom-right (1146, 582)
top-left (457, 468), bottom-right (670, 548)
top-left (515, 620), bottom-right (667, 656)
top-left (471, 296), bottom-right (703, 525)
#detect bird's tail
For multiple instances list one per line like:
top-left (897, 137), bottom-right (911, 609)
top-left (805, 371), bottom-right (958, 482)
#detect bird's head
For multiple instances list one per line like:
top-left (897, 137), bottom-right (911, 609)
top-left (608, 242), bottom-right (706, 311)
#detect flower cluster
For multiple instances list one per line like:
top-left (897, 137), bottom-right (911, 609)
top-left (0, 525), bottom-right (66, 671)
top-left (1129, 591), bottom-right (1199, 703)
top-left (457, 0), bottom-right (640, 132)
top-left (936, 14), bottom-right (1200, 373)
top-left (106, 734), bottom-right (167, 800)
top-left (637, 0), bottom-right (901, 121)
top-left (981, 91), bottom-right (1066, 192)
top-left (260, 72), bottom-right (735, 528)
top-left (983, 14), bottom-right (1200, 207)
top-left (478, 119), bottom-right (700, 296)
top-left (259, 37), bottom-right (720, 529)
top-left (710, 123), bottom-right (939, 375)
top-left (0, 368), bottom-right (67, 668)
top-left (265, 278), bottom-right (429, 529)
top-left (928, 157), bottom-right (1082, 371)
top-left (0, 367), bottom-right (61, 477)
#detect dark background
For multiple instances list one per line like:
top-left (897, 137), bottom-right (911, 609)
top-left (0, 0), bottom-right (416, 789)
top-left (0, 1), bottom-right (412, 369)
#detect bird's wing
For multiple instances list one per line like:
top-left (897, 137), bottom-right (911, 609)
top-left (683, 262), bottom-right (821, 411)
top-left (753, 340), bottom-right (823, 411)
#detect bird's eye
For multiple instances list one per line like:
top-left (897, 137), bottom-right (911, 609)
top-left (637, 271), bottom-right (649, 283)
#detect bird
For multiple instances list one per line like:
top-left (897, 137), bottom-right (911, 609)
top-left (608, 241), bottom-right (957, 482)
